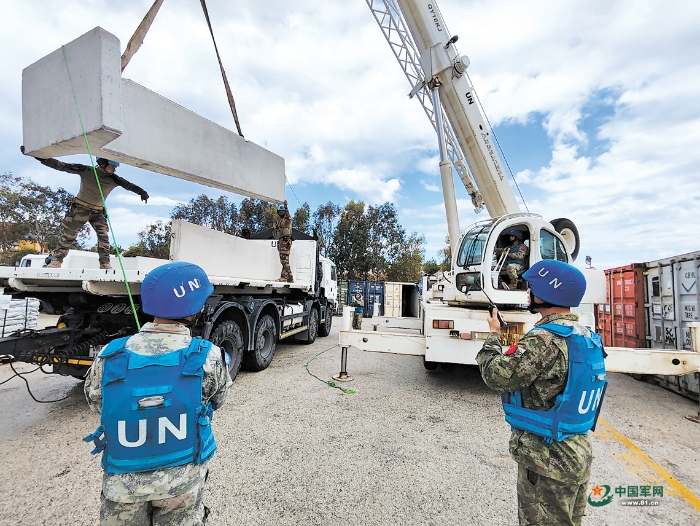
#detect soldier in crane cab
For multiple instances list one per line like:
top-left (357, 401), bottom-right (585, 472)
top-left (477, 261), bottom-right (605, 526)
top-left (20, 146), bottom-right (149, 270)
top-left (273, 200), bottom-right (294, 282)
top-left (494, 228), bottom-right (529, 290)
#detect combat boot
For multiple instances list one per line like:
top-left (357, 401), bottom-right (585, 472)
top-left (45, 260), bottom-right (62, 269)
top-left (100, 263), bottom-right (113, 270)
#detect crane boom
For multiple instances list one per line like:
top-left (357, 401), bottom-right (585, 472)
top-left (382, 0), bottom-right (521, 218)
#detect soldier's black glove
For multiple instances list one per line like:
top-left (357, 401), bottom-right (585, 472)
top-left (20, 145), bottom-right (25, 154)
top-left (140, 191), bottom-right (149, 203)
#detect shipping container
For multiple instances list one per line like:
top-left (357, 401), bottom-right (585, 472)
top-left (336, 280), bottom-right (349, 315)
top-left (596, 264), bottom-right (647, 348)
top-left (645, 252), bottom-right (700, 400)
top-left (596, 252), bottom-right (700, 402)
top-left (384, 282), bottom-right (420, 318)
top-left (348, 281), bottom-right (385, 318)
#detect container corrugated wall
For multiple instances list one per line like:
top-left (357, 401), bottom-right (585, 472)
top-left (645, 252), bottom-right (700, 400)
top-left (597, 264), bottom-right (647, 348)
top-left (348, 280), bottom-right (384, 318)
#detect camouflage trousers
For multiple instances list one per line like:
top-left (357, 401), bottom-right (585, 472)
top-left (352, 310), bottom-right (363, 330)
top-left (505, 263), bottom-right (523, 282)
top-left (517, 463), bottom-right (588, 526)
top-left (54, 202), bottom-right (110, 266)
top-left (278, 237), bottom-right (293, 282)
top-left (100, 480), bottom-right (208, 526)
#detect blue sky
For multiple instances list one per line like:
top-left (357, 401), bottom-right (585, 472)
top-left (2, 0), bottom-right (699, 270)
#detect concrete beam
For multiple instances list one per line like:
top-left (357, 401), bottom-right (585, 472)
top-left (22, 27), bottom-right (285, 203)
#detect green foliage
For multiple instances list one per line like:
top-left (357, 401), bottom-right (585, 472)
top-left (387, 232), bottom-right (426, 282)
top-left (0, 172), bottom-right (88, 256)
top-left (292, 203), bottom-right (311, 234)
top-left (422, 259), bottom-right (440, 276)
top-left (312, 202), bottom-right (341, 256)
top-left (0, 247), bottom-right (40, 266)
top-left (123, 220), bottom-right (171, 259)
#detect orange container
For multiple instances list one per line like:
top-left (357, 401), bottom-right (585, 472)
top-left (596, 264), bottom-right (648, 348)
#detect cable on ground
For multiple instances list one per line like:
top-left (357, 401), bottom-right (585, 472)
top-left (7, 361), bottom-right (73, 403)
top-left (62, 45), bottom-right (141, 331)
top-left (304, 344), bottom-right (356, 394)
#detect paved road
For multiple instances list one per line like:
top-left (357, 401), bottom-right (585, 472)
top-left (1, 318), bottom-right (699, 525)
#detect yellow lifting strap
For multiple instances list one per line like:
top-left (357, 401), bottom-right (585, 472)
top-left (120, 0), bottom-right (244, 137)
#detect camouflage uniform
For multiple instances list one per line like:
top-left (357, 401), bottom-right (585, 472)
top-left (85, 322), bottom-right (231, 526)
top-left (351, 296), bottom-right (364, 330)
top-left (36, 158), bottom-right (148, 268)
top-left (273, 205), bottom-right (293, 282)
top-left (495, 242), bottom-right (529, 287)
top-left (476, 313), bottom-right (593, 526)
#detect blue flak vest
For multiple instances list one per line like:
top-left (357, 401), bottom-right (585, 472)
top-left (84, 336), bottom-right (218, 475)
top-left (500, 323), bottom-right (607, 443)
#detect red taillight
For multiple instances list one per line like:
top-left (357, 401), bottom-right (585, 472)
top-left (432, 319), bottom-right (454, 329)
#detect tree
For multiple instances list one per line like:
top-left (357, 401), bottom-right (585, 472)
top-left (312, 202), bottom-right (341, 256)
top-left (123, 220), bottom-right (171, 259)
top-left (171, 194), bottom-right (239, 235)
top-left (387, 232), bottom-right (426, 282)
top-left (438, 240), bottom-right (452, 271)
top-left (422, 259), bottom-right (440, 276)
top-left (292, 203), bottom-right (311, 234)
top-left (239, 198), bottom-right (276, 233)
top-left (0, 172), bottom-right (88, 255)
top-left (330, 200), bottom-right (370, 279)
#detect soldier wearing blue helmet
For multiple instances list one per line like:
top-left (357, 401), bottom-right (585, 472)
top-left (84, 262), bottom-right (231, 525)
top-left (477, 260), bottom-right (606, 526)
top-left (20, 146), bottom-right (149, 269)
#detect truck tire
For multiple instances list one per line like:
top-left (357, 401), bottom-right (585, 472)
top-left (550, 218), bottom-right (580, 261)
top-left (318, 307), bottom-right (333, 337)
top-left (243, 314), bottom-right (277, 372)
top-left (210, 320), bottom-right (244, 381)
top-left (305, 308), bottom-right (319, 344)
top-left (423, 357), bottom-right (438, 370)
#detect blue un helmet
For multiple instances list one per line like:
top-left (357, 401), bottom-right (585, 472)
top-left (141, 262), bottom-right (214, 318)
top-left (522, 260), bottom-right (586, 307)
top-left (505, 228), bottom-right (523, 241)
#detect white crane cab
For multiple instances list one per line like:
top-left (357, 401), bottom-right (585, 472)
top-left (435, 213), bottom-right (578, 307)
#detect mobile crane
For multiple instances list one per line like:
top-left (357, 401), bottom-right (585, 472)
top-left (338, 0), bottom-right (700, 382)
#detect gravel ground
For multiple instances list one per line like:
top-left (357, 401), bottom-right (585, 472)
top-left (0, 316), bottom-right (699, 525)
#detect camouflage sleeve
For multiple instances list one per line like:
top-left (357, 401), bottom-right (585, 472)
top-left (202, 344), bottom-right (232, 410)
top-left (508, 245), bottom-right (529, 261)
top-left (39, 157), bottom-right (89, 174)
top-left (84, 356), bottom-right (104, 414)
top-left (476, 329), bottom-right (561, 393)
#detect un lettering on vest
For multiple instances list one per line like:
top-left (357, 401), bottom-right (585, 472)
top-left (173, 278), bottom-right (202, 299)
top-left (537, 268), bottom-right (563, 289)
top-left (118, 414), bottom-right (187, 447)
top-left (577, 388), bottom-right (603, 415)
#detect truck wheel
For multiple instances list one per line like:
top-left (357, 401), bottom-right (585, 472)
top-left (550, 218), bottom-right (580, 261)
top-left (243, 314), bottom-right (277, 372)
top-left (210, 320), bottom-right (244, 381)
top-left (318, 308), bottom-right (333, 337)
top-left (423, 357), bottom-right (439, 370)
top-left (305, 308), bottom-right (319, 344)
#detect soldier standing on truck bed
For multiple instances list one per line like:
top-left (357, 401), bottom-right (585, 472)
top-left (477, 260), bottom-right (606, 526)
top-left (20, 147), bottom-right (149, 270)
top-left (84, 262), bottom-right (231, 526)
top-left (273, 200), bottom-right (294, 282)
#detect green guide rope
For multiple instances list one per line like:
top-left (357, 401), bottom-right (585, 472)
top-left (62, 46), bottom-right (141, 331)
top-left (304, 344), bottom-right (356, 394)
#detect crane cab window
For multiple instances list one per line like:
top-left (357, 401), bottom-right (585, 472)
top-left (540, 229), bottom-right (568, 262)
top-left (492, 226), bottom-right (530, 290)
top-left (457, 224), bottom-right (492, 268)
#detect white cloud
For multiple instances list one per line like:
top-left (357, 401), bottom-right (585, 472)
top-left (421, 181), bottom-right (440, 193)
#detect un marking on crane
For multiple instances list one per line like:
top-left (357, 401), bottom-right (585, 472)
top-left (465, 92), bottom-right (475, 105)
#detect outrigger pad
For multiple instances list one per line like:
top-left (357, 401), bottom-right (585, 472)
top-left (22, 27), bottom-right (285, 203)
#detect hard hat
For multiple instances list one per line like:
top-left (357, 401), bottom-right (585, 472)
top-left (141, 262), bottom-right (214, 318)
top-left (522, 260), bottom-right (586, 307)
top-left (505, 228), bottom-right (523, 241)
